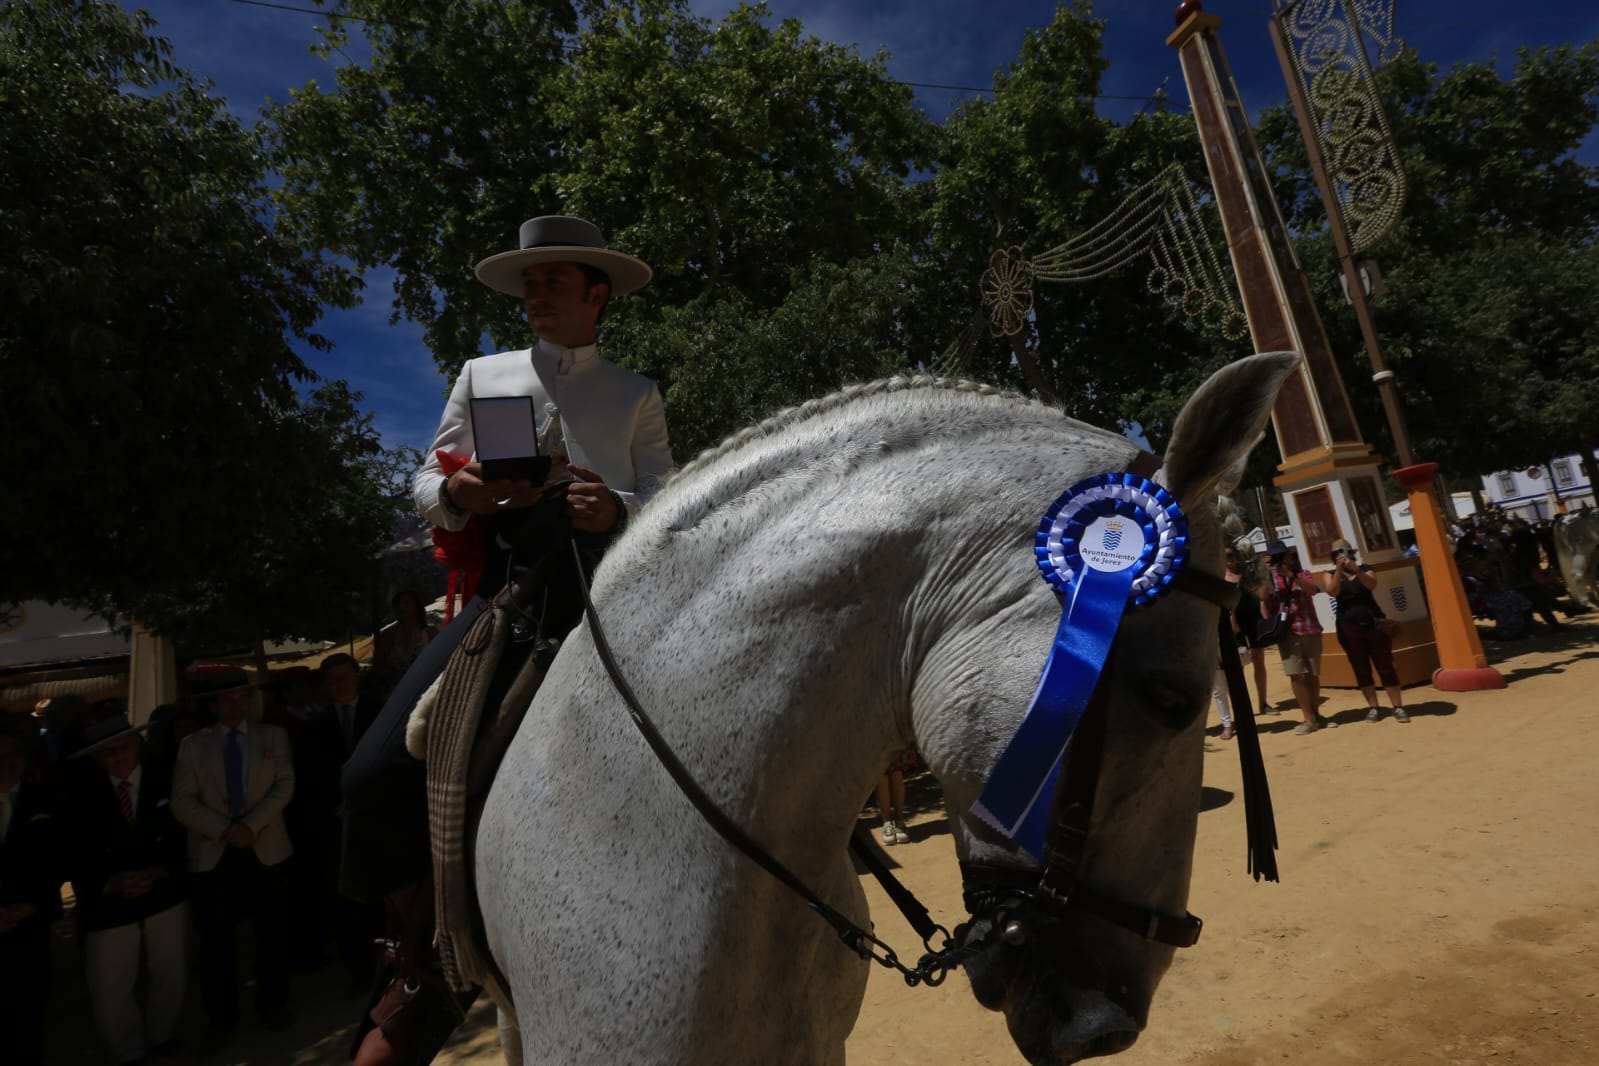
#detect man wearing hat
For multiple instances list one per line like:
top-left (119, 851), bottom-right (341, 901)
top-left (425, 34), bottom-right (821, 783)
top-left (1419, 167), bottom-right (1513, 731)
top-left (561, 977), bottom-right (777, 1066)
top-left (341, 215), bottom-right (675, 1064)
top-left (60, 710), bottom-right (188, 1064)
top-left (347, 213), bottom-right (673, 893)
top-left (171, 665), bottom-right (296, 1048)
top-left (413, 214), bottom-right (673, 546)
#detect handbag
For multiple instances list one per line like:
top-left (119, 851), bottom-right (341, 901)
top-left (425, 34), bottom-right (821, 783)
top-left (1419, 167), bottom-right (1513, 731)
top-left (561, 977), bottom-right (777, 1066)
top-left (1255, 608), bottom-right (1291, 647)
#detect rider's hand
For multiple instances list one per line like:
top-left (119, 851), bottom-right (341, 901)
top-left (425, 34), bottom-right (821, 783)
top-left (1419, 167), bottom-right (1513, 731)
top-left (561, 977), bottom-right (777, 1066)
top-left (446, 462), bottom-right (539, 515)
top-left (564, 463), bottom-right (621, 533)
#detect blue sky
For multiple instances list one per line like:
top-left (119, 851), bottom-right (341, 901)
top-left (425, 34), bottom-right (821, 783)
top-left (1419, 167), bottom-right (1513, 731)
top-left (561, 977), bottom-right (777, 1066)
top-left (123, 0), bottom-right (1599, 455)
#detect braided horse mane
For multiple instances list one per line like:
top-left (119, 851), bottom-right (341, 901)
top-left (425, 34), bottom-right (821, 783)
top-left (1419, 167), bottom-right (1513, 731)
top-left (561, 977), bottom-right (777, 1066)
top-left (640, 375), bottom-right (1131, 544)
top-left (673, 375), bottom-right (1060, 482)
top-left (656, 375), bottom-right (1244, 561)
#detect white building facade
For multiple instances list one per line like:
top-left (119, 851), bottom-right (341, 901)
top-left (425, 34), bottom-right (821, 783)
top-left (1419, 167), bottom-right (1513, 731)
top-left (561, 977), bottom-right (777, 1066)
top-left (1479, 450), bottom-right (1597, 519)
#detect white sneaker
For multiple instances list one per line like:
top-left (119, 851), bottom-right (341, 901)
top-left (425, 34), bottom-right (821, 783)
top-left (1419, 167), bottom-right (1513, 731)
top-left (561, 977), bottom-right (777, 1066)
top-left (892, 822), bottom-right (911, 845)
top-left (882, 823), bottom-right (898, 846)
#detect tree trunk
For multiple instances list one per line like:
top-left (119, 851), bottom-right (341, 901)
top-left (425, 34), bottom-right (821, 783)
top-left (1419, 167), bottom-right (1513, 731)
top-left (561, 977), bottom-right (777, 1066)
top-left (252, 639), bottom-right (271, 687)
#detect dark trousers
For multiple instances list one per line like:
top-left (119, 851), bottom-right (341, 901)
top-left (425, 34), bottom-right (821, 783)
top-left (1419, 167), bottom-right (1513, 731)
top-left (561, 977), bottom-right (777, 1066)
top-left (0, 920), bottom-right (51, 1066)
top-left (341, 524), bottom-right (600, 904)
top-left (1336, 621), bottom-right (1400, 689)
top-left (341, 596), bottom-right (491, 903)
top-left (334, 893), bottom-right (384, 986)
top-left (190, 848), bottom-right (290, 1027)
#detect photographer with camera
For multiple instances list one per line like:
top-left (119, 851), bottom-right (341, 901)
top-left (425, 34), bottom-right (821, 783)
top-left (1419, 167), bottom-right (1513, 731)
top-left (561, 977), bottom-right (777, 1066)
top-left (1321, 539), bottom-right (1409, 723)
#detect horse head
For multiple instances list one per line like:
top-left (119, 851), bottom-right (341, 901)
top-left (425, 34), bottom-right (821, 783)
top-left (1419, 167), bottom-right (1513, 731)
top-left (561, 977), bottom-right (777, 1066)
top-left (912, 352), bottom-right (1299, 1064)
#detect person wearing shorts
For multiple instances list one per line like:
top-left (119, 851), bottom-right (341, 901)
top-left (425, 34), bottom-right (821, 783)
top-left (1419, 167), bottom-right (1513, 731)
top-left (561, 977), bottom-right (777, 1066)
top-left (1264, 541), bottom-right (1335, 736)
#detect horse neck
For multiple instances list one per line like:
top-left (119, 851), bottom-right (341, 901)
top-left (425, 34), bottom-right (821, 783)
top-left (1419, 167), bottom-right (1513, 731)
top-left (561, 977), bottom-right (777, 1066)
top-left (619, 433), bottom-right (1095, 870)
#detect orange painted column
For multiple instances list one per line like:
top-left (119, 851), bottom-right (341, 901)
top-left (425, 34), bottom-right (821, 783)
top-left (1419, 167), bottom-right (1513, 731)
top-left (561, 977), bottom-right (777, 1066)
top-left (1390, 463), bottom-right (1504, 690)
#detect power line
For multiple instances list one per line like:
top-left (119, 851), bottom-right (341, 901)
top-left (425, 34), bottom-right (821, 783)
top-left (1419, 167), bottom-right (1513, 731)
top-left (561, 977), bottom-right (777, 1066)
top-left (229, 0), bottom-right (409, 27)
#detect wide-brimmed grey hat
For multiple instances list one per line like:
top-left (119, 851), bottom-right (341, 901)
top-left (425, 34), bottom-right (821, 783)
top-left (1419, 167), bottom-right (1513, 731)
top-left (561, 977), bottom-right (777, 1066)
top-left (474, 216), bottom-right (652, 299)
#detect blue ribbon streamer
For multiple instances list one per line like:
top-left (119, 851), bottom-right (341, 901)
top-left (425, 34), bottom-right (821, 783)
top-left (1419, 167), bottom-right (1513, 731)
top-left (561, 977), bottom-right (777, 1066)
top-left (970, 471), bottom-right (1188, 859)
top-left (972, 561), bottom-right (1137, 857)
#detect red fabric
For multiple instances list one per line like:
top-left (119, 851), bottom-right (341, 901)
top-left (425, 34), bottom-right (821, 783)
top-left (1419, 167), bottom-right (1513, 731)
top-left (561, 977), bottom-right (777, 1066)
top-left (430, 451), bottom-right (486, 620)
top-left (1271, 572), bottom-right (1323, 636)
top-left (117, 780), bottom-right (135, 824)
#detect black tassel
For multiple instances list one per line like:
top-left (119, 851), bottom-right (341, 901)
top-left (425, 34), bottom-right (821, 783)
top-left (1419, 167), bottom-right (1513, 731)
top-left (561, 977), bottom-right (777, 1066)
top-left (1215, 609), bottom-right (1279, 882)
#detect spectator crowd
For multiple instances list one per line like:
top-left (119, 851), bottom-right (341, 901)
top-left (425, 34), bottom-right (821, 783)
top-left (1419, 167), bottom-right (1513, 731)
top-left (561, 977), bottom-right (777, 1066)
top-left (1209, 507), bottom-right (1590, 741)
top-left (1450, 508), bottom-right (1584, 640)
top-left (0, 599), bottom-right (434, 1066)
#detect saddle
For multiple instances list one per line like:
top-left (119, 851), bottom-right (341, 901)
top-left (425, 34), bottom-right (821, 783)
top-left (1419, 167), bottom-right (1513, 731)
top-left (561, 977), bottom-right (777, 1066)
top-left (405, 486), bottom-right (605, 1005)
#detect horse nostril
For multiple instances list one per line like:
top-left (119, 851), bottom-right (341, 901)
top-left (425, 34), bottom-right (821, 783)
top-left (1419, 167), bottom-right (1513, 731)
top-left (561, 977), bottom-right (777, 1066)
top-left (1002, 920), bottom-right (1028, 946)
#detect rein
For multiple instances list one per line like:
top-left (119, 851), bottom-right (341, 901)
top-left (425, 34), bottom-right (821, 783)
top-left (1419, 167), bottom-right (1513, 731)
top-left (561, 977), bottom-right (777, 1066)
top-left (568, 542), bottom-right (964, 987)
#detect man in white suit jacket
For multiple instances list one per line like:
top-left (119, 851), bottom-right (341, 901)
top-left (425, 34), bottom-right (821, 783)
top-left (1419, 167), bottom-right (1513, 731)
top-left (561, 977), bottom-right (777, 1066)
top-left (345, 213), bottom-right (676, 900)
top-left (414, 214), bottom-right (674, 541)
top-left (172, 665), bottom-right (295, 1049)
top-left (343, 215), bottom-right (675, 1065)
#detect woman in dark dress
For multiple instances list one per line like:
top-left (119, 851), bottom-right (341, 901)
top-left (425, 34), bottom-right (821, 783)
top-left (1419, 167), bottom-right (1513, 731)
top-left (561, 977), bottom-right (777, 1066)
top-left (1321, 539), bottom-right (1409, 723)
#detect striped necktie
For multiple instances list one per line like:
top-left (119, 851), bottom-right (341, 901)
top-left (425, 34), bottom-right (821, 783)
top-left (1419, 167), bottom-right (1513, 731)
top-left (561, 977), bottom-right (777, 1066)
top-left (117, 779), bottom-right (135, 824)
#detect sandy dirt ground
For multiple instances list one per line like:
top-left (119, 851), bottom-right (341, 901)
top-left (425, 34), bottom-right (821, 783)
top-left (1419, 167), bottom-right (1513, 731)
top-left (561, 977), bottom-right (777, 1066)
top-left (42, 613), bottom-right (1599, 1065)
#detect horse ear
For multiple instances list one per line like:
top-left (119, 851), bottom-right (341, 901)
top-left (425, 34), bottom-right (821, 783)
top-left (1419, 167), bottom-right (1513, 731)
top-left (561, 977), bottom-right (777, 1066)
top-left (1157, 351), bottom-right (1301, 512)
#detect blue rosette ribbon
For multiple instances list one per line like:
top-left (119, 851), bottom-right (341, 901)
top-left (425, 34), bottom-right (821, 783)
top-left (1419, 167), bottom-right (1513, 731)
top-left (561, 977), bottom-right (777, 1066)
top-left (971, 472), bottom-right (1189, 858)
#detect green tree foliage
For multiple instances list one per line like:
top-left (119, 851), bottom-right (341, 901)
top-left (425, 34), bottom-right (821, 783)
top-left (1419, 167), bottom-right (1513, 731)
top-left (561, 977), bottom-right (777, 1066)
top-left (0, 0), bottom-right (396, 645)
top-left (924, 4), bottom-right (1246, 453)
top-left (268, 0), bottom-right (598, 369)
top-left (607, 247), bottom-right (932, 458)
top-left (1257, 44), bottom-right (1599, 477)
top-left (551, 3), bottom-right (935, 310)
top-left (270, 1), bottom-right (939, 426)
top-left (547, 3), bottom-right (944, 454)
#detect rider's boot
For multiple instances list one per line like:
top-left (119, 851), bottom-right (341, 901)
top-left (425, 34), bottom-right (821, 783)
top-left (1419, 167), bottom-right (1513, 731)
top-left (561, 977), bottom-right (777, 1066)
top-left (351, 877), bottom-right (478, 1066)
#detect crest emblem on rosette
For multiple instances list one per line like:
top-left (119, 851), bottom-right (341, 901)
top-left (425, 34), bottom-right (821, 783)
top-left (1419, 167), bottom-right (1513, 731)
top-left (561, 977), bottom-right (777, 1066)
top-left (1034, 472), bottom-right (1190, 608)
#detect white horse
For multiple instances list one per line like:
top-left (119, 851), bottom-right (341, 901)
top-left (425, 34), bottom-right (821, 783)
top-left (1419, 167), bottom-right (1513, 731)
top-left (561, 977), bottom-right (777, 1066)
top-left (476, 353), bottom-right (1298, 1065)
top-left (1553, 507), bottom-right (1599, 608)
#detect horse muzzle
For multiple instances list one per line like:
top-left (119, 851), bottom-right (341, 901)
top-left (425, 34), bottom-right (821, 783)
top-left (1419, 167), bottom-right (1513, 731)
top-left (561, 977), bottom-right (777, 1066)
top-left (958, 902), bottom-right (1149, 1064)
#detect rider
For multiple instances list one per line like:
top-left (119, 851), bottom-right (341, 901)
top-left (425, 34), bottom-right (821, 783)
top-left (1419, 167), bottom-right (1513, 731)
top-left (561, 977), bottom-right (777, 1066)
top-left (340, 215), bottom-right (674, 1064)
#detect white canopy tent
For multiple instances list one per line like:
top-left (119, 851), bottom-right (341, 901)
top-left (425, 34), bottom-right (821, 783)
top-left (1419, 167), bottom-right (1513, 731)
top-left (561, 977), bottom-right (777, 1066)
top-left (1389, 493), bottom-right (1477, 533)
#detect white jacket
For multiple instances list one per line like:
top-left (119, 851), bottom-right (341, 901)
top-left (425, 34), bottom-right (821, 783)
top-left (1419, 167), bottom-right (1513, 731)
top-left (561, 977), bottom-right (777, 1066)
top-left (171, 721), bottom-right (295, 871)
top-left (414, 340), bottom-right (674, 531)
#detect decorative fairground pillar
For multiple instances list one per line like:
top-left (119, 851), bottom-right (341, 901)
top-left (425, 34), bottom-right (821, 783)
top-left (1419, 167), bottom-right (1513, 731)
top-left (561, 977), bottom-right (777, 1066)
top-left (1391, 464), bottom-right (1505, 689)
top-left (1168, 0), bottom-right (1435, 686)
